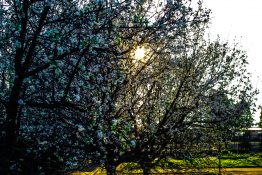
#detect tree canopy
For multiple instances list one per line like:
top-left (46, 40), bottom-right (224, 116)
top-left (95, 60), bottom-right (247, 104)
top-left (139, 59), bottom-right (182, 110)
top-left (0, 0), bottom-right (257, 174)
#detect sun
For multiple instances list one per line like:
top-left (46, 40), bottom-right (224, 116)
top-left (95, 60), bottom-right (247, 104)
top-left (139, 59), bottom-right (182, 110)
top-left (134, 47), bottom-right (146, 60)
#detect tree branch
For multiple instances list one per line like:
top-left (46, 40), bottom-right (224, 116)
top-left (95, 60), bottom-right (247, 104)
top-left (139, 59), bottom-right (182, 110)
top-left (26, 101), bottom-right (86, 112)
top-left (23, 6), bottom-right (50, 71)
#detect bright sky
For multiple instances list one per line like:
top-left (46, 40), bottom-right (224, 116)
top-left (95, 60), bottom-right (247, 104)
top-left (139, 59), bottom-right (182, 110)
top-left (203, 0), bottom-right (262, 123)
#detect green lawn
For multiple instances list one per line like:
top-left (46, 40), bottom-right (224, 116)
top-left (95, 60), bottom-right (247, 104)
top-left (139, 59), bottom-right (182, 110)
top-left (119, 153), bottom-right (262, 173)
top-left (71, 153), bottom-right (262, 174)
top-left (158, 153), bottom-right (262, 169)
top-left (220, 153), bottom-right (262, 168)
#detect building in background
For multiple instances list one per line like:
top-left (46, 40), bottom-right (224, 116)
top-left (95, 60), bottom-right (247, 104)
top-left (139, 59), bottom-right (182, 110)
top-left (230, 128), bottom-right (262, 153)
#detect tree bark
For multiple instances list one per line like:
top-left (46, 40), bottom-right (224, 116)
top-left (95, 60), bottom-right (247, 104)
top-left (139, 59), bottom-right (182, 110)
top-left (142, 167), bottom-right (150, 175)
top-left (106, 163), bottom-right (117, 175)
top-left (0, 78), bottom-right (23, 174)
top-left (218, 143), bottom-right (222, 175)
top-left (105, 143), bottom-right (118, 175)
top-left (141, 163), bottom-right (150, 175)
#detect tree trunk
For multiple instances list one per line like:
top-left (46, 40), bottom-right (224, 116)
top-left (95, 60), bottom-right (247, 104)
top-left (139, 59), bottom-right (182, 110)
top-left (0, 78), bottom-right (23, 174)
top-left (141, 163), bottom-right (150, 175)
top-left (106, 163), bottom-right (117, 175)
top-left (142, 167), bottom-right (150, 175)
top-left (218, 143), bottom-right (222, 175)
top-left (0, 105), bottom-right (19, 174)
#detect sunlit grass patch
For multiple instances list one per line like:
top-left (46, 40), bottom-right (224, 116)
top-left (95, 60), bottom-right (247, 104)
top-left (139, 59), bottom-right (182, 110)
top-left (71, 153), bottom-right (262, 174)
top-left (71, 167), bottom-right (104, 175)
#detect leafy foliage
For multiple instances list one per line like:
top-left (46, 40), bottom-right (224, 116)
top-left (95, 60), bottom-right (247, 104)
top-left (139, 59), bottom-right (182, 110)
top-left (0, 0), bottom-right (258, 174)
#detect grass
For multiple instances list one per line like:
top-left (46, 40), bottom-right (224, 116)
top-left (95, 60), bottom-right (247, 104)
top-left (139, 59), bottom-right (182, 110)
top-left (162, 153), bottom-right (262, 168)
top-left (71, 153), bottom-right (262, 174)
top-left (220, 153), bottom-right (262, 168)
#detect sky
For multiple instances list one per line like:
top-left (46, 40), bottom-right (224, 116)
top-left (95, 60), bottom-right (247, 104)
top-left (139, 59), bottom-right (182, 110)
top-left (202, 0), bottom-right (262, 123)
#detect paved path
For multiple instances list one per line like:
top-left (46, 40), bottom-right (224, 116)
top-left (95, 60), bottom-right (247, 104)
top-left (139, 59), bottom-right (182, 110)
top-left (223, 168), bottom-right (262, 175)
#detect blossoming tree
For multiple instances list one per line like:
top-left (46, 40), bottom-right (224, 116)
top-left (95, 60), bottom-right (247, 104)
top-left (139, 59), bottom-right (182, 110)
top-left (0, 0), bottom-right (257, 175)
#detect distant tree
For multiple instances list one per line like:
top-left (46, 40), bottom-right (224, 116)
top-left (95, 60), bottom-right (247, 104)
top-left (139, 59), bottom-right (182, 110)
top-left (258, 106), bottom-right (262, 128)
top-left (208, 93), bottom-right (253, 144)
